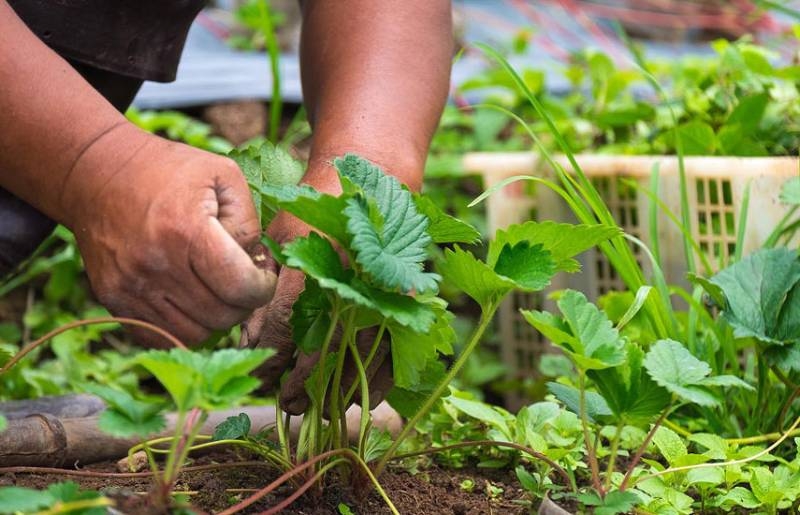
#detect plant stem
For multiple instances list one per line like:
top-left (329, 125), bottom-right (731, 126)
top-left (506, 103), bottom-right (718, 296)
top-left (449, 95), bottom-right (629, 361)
top-left (604, 422), bottom-right (625, 491)
top-left (619, 406), bottom-right (671, 491)
top-left (218, 448), bottom-right (398, 515)
top-left (259, 459), bottom-right (347, 515)
top-left (329, 310), bottom-right (356, 450)
top-left (0, 317), bottom-right (185, 374)
top-left (578, 372), bottom-right (604, 496)
top-left (375, 305), bottom-right (497, 476)
top-left (348, 336), bottom-right (371, 459)
top-left (343, 321), bottom-right (386, 407)
top-left (258, 0), bottom-right (282, 142)
top-left (39, 497), bottom-right (114, 515)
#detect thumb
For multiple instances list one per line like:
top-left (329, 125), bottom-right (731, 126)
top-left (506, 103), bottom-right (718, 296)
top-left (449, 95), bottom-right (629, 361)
top-left (189, 218), bottom-right (277, 309)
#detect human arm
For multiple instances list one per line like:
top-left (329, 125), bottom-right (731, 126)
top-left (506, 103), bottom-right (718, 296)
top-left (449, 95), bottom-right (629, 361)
top-left (0, 0), bottom-right (277, 344)
top-left (243, 0), bottom-right (453, 413)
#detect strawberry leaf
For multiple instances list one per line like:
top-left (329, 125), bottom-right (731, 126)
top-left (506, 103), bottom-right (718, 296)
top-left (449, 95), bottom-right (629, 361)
top-left (258, 184), bottom-right (351, 245)
top-left (336, 155), bottom-right (440, 294)
top-left (709, 248), bottom-right (800, 345)
top-left (290, 277), bottom-right (333, 353)
top-left (441, 246), bottom-right (517, 311)
top-left (493, 241), bottom-right (556, 291)
top-left (643, 339), bottom-right (752, 407)
top-left (80, 383), bottom-right (166, 438)
top-left (488, 222), bottom-right (621, 272)
top-left (212, 413), bottom-right (252, 441)
top-left (388, 305), bottom-right (455, 388)
top-left (413, 194), bottom-right (481, 244)
top-left (283, 233), bottom-right (435, 332)
top-left (523, 290), bottom-right (626, 370)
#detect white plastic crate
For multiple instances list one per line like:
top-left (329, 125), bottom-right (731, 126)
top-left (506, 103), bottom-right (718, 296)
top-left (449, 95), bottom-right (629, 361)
top-left (463, 152), bottom-right (800, 408)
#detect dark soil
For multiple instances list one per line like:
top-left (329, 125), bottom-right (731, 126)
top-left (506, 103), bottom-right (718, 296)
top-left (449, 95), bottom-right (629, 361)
top-left (1, 451), bottom-right (530, 514)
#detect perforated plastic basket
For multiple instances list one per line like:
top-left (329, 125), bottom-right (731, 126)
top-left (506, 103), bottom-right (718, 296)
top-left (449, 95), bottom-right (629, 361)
top-left (463, 152), bottom-right (799, 408)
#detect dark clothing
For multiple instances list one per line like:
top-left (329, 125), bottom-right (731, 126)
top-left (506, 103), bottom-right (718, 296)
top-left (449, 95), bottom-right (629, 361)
top-left (1, 1), bottom-right (204, 277)
top-left (7, 0), bottom-right (205, 82)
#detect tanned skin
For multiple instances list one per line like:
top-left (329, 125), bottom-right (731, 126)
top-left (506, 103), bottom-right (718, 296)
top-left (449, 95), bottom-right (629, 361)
top-left (0, 0), bottom-right (452, 412)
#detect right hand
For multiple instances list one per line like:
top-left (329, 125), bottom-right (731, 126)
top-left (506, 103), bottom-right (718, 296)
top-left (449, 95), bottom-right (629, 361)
top-left (240, 211), bottom-right (394, 415)
top-left (63, 124), bottom-right (278, 346)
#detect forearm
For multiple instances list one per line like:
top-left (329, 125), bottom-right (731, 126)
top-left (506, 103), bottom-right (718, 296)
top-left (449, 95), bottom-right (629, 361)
top-left (298, 0), bottom-right (452, 193)
top-left (0, 0), bottom-right (132, 225)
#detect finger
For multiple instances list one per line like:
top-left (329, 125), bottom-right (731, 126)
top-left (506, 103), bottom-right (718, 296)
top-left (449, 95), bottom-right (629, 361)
top-left (165, 276), bottom-right (249, 330)
top-left (214, 160), bottom-right (262, 249)
top-left (189, 217), bottom-right (278, 309)
top-left (280, 351), bottom-right (316, 415)
top-left (240, 305), bottom-right (270, 349)
top-left (252, 268), bottom-right (307, 393)
top-left (148, 294), bottom-right (212, 345)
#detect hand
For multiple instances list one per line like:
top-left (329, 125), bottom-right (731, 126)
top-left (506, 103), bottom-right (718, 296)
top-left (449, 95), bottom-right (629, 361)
top-left (240, 210), bottom-right (394, 415)
top-left (64, 125), bottom-right (278, 346)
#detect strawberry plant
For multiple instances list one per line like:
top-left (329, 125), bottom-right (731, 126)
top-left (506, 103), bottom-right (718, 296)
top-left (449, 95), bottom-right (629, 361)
top-left (215, 148), bottom-right (621, 511)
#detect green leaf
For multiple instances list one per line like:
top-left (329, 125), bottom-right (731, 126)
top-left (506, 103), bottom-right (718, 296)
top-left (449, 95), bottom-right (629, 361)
top-left (0, 415), bottom-right (6, 433)
top-left (687, 272), bottom-right (726, 308)
top-left (212, 413), bottom-right (252, 441)
top-left (712, 487), bottom-right (761, 510)
top-left (413, 194), bottom-right (481, 244)
top-left (579, 489), bottom-right (641, 515)
top-left (710, 248), bottom-right (800, 345)
top-left (493, 242), bottom-right (556, 291)
top-left (283, 234), bottom-right (436, 332)
top-left (258, 184), bottom-right (350, 244)
top-left (546, 382), bottom-right (612, 422)
top-left (643, 339), bottom-right (749, 406)
top-left (0, 487), bottom-right (55, 513)
top-left (441, 246), bottom-right (517, 311)
top-left (589, 342), bottom-right (671, 426)
top-left (488, 222), bottom-right (621, 272)
top-left (80, 383), bottom-right (166, 438)
top-left (388, 306), bottom-right (455, 388)
top-left (386, 360), bottom-right (447, 417)
top-left (652, 425), bottom-right (688, 467)
top-left (344, 196), bottom-right (439, 294)
top-left (336, 155), bottom-right (440, 294)
top-left (231, 141), bottom-right (304, 225)
top-left (290, 277), bottom-right (333, 354)
top-left (523, 290), bottom-right (626, 370)
top-left (136, 348), bottom-right (273, 411)
top-left (674, 121), bottom-right (717, 155)
top-left (447, 395), bottom-right (510, 436)
top-left (728, 93), bottom-right (769, 132)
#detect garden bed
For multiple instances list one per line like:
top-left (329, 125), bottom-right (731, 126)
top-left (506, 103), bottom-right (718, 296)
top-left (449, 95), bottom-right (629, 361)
top-left (1, 451), bottom-right (529, 515)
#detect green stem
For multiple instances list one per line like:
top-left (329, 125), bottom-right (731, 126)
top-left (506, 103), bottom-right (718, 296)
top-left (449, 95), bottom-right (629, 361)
top-left (38, 497), bottom-right (114, 515)
top-left (343, 321), bottom-right (386, 407)
top-left (620, 405), bottom-right (671, 491)
top-left (578, 372), bottom-right (604, 495)
top-left (308, 301), bottom-right (341, 462)
top-left (329, 310), bottom-right (356, 451)
top-left (374, 304), bottom-right (498, 476)
top-left (604, 422), bottom-right (625, 491)
top-left (275, 397), bottom-right (291, 464)
top-left (348, 336), bottom-right (371, 459)
top-left (258, 0), bottom-right (282, 142)
top-left (160, 410), bottom-right (187, 492)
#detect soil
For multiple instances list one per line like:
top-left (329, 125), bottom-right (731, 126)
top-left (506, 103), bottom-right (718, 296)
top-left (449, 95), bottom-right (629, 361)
top-left (1, 451), bottom-right (531, 514)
